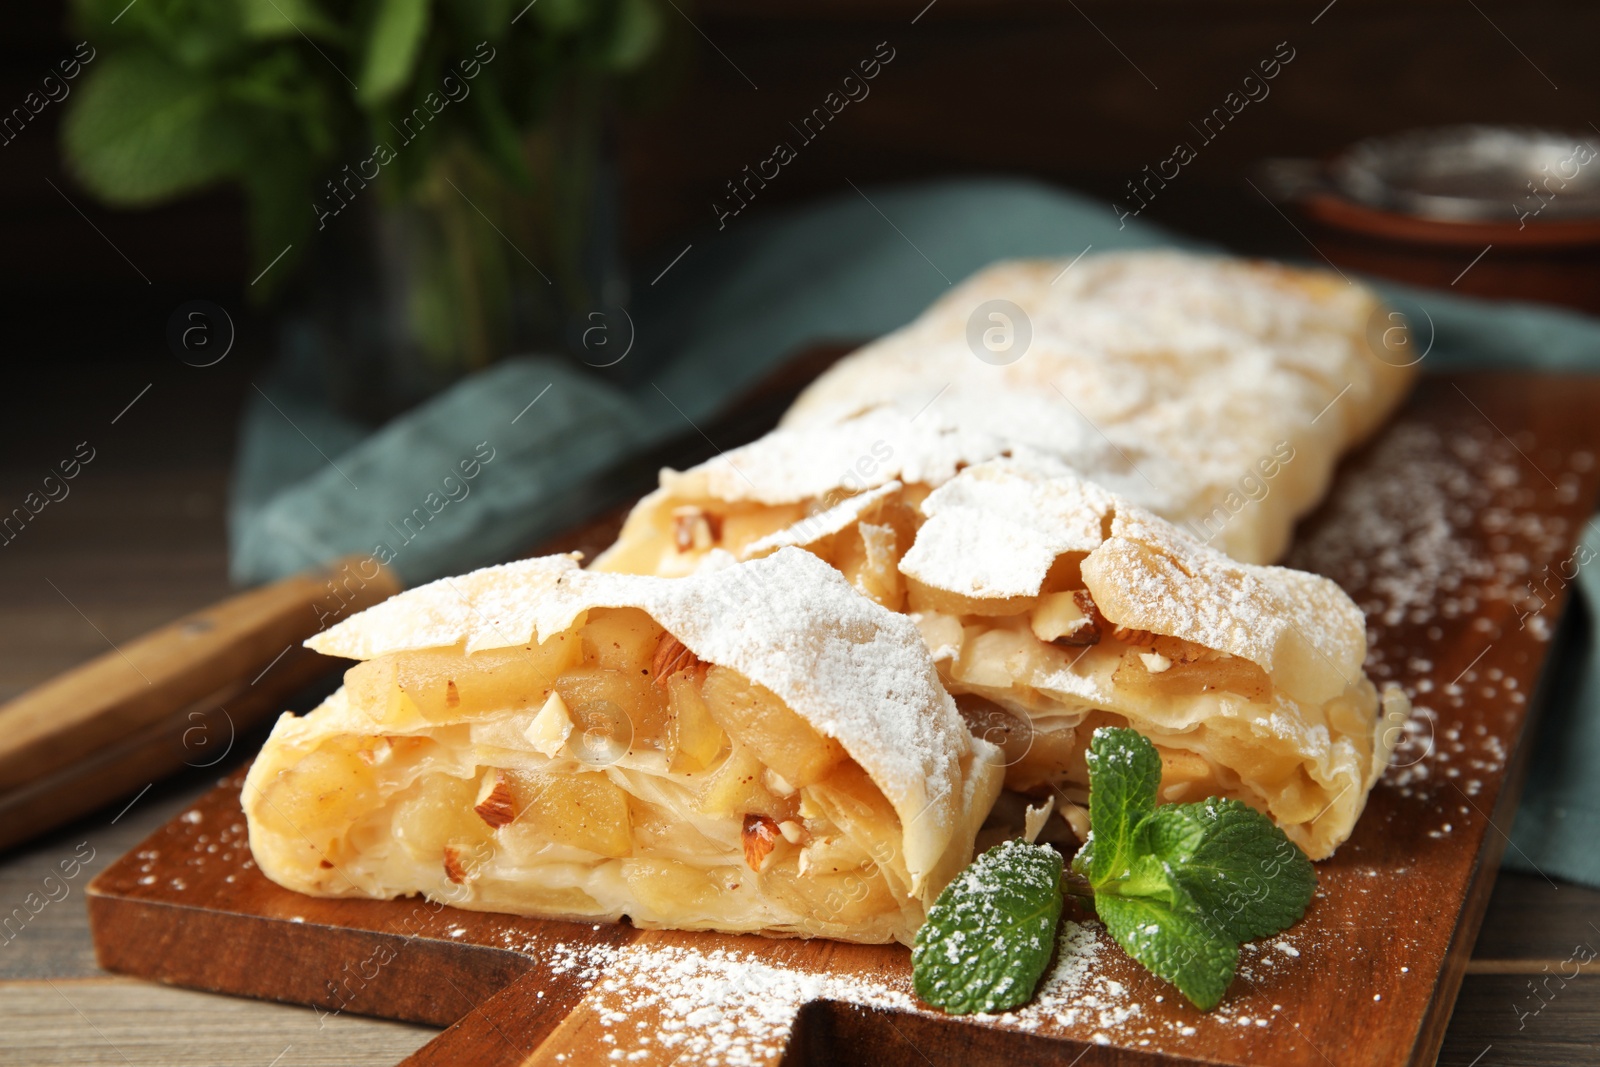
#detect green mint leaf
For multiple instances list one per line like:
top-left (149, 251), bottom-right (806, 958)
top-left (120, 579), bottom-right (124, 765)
top-left (1096, 892), bottom-right (1238, 1011)
top-left (1144, 799), bottom-right (1316, 944)
top-left (1079, 727), bottom-right (1318, 1011)
top-left (1079, 726), bottom-right (1161, 888)
top-left (912, 839), bottom-right (1063, 1015)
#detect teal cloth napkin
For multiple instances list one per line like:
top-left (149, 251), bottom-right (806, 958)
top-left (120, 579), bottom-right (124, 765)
top-left (228, 176), bottom-right (1600, 888)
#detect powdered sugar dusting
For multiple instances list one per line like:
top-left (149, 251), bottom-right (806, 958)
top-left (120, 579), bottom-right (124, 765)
top-left (563, 921), bottom-right (1309, 1061)
top-left (1287, 421), bottom-right (1587, 801)
top-left (660, 408), bottom-right (1019, 506)
top-left (563, 921), bottom-right (1286, 1062)
top-left (900, 456), bottom-right (1113, 599)
top-left (1288, 423), bottom-right (1576, 645)
top-left (584, 942), bottom-right (916, 1065)
top-left (742, 481), bottom-right (903, 556)
top-left (1087, 505), bottom-right (1368, 706)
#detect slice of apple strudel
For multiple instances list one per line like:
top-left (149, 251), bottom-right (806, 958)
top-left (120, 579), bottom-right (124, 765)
top-left (243, 548), bottom-right (1003, 946)
top-left (897, 457), bottom-right (1406, 860)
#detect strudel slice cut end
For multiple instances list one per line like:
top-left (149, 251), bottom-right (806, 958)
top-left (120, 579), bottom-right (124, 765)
top-left (244, 549), bottom-right (1002, 946)
top-left (902, 457), bottom-right (1406, 860)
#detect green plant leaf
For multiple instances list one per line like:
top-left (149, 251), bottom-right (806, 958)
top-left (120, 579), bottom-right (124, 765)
top-left (439, 0), bottom-right (512, 40)
top-left (1096, 892), bottom-right (1239, 1012)
top-left (360, 0), bottom-right (430, 102)
top-left (63, 50), bottom-right (245, 204)
top-left (224, 50), bottom-right (342, 158)
top-left (73, 0), bottom-right (246, 62)
top-left (604, 0), bottom-right (660, 72)
top-left (239, 0), bottom-right (341, 41)
top-left (1078, 725), bottom-right (1161, 888)
top-left (531, 0), bottom-right (588, 33)
top-left (912, 839), bottom-right (1063, 1015)
top-left (1145, 799), bottom-right (1317, 944)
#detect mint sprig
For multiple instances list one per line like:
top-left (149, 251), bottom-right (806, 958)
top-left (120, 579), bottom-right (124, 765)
top-left (912, 726), bottom-right (1316, 1016)
top-left (911, 838), bottom-right (1063, 1014)
top-left (1072, 726), bottom-right (1316, 1010)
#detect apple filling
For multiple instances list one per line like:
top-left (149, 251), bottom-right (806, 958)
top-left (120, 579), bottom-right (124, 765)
top-left (593, 488), bottom-right (928, 613)
top-left (246, 607), bottom-right (920, 943)
top-left (934, 591), bottom-right (1271, 792)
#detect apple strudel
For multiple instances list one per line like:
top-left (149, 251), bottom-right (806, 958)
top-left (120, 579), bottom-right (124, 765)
top-left (243, 548), bottom-right (1003, 946)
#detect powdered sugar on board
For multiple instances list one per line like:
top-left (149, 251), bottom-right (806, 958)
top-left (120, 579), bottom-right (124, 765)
top-left (1287, 419), bottom-right (1591, 803)
top-left (970, 921), bottom-right (1312, 1047)
top-left (1288, 423), bottom-right (1581, 647)
top-left (553, 920), bottom-right (1324, 1063)
top-left (573, 943), bottom-right (916, 1065)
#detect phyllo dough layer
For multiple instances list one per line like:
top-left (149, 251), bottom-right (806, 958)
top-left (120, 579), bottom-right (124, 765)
top-left (244, 549), bottom-right (1003, 946)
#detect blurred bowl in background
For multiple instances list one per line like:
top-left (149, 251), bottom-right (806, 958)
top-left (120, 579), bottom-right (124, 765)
top-left (1330, 125), bottom-right (1600, 222)
top-left (1261, 126), bottom-right (1600, 314)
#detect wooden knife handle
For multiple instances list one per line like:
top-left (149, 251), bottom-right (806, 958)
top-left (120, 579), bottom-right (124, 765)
top-left (0, 555), bottom-right (399, 843)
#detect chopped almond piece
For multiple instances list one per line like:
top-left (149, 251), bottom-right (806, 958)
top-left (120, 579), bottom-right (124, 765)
top-left (1139, 651), bottom-right (1173, 673)
top-left (524, 691), bottom-right (574, 757)
top-left (1030, 590), bottom-right (1103, 647)
top-left (672, 508), bottom-right (722, 552)
top-left (1059, 584), bottom-right (1155, 647)
top-left (1072, 590), bottom-right (1105, 633)
top-left (652, 632), bottom-right (704, 688)
top-left (474, 771), bottom-right (517, 829)
top-left (443, 845), bottom-right (470, 884)
top-left (742, 813), bottom-right (780, 871)
top-left (355, 737), bottom-right (393, 766)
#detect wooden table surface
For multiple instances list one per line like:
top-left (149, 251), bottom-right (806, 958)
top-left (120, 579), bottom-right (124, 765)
top-left (2, 366), bottom-right (1598, 1067)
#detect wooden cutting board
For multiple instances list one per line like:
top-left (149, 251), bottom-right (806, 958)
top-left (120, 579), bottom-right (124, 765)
top-left (86, 372), bottom-right (1600, 1066)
